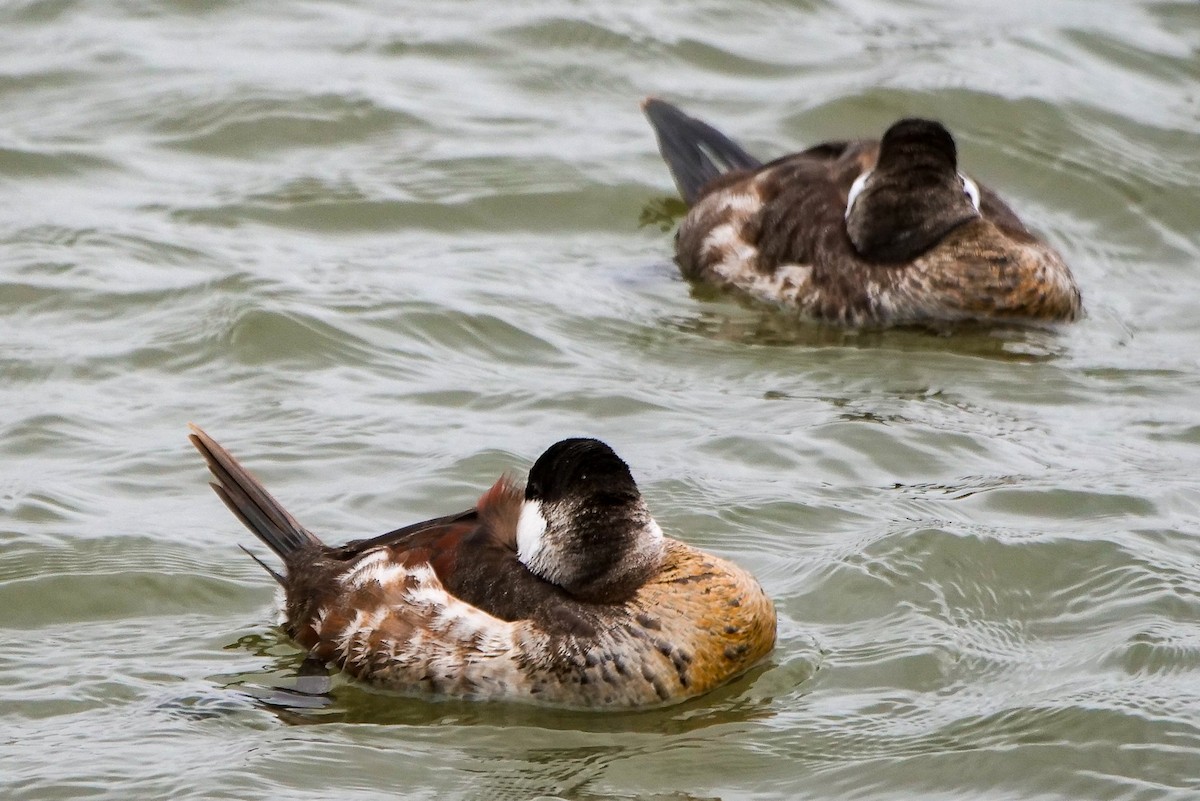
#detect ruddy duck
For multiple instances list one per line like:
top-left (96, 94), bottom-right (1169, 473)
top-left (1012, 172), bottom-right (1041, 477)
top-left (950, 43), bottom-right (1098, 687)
top-left (190, 425), bottom-right (776, 708)
top-left (642, 98), bottom-right (1082, 327)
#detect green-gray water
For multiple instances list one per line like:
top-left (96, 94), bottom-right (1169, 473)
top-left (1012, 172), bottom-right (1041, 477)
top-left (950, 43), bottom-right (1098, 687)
top-left (3, 1), bottom-right (1200, 799)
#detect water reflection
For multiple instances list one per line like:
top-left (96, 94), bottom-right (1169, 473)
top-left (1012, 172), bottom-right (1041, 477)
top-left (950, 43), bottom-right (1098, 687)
top-left (661, 297), bottom-right (1072, 359)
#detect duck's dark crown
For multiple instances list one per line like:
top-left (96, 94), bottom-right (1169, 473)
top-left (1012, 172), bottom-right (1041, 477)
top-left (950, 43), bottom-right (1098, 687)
top-left (525, 438), bottom-right (640, 506)
top-left (845, 118), bottom-right (981, 263)
top-left (519, 438), bottom-right (663, 603)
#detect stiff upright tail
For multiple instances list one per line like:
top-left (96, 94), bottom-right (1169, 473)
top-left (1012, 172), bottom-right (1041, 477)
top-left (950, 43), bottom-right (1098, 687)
top-left (642, 98), bottom-right (762, 205)
top-left (189, 424), bottom-right (323, 583)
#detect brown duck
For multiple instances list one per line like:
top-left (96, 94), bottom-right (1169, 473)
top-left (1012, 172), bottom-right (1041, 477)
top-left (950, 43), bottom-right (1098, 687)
top-left (643, 98), bottom-right (1082, 327)
top-left (190, 426), bottom-right (776, 708)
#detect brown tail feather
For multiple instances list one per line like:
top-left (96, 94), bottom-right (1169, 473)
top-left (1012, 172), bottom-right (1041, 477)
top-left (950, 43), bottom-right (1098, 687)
top-left (189, 424), bottom-right (323, 574)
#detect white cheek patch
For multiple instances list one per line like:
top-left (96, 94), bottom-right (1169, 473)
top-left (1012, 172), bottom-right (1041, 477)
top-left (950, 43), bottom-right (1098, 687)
top-left (645, 518), bottom-right (664, 547)
top-left (960, 173), bottom-right (981, 212)
top-left (627, 517), bottom-right (666, 572)
top-left (845, 170), bottom-right (872, 219)
top-left (516, 500), bottom-right (547, 570)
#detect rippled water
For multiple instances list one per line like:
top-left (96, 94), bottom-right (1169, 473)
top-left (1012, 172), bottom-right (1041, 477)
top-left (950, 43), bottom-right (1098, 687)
top-left (3, 1), bottom-right (1200, 799)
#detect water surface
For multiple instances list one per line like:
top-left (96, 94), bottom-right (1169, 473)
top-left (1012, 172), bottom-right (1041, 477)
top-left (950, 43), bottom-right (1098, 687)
top-left (3, 1), bottom-right (1200, 799)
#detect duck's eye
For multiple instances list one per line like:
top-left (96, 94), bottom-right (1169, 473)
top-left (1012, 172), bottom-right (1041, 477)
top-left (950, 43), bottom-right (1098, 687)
top-left (845, 170), bottom-right (872, 220)
top-left (960, 174), bottom-right (981, 212)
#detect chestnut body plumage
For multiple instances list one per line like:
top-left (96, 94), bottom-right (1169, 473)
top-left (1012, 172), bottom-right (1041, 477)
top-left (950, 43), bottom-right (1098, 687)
top-left (643, 98), bottom-right (1082, 327)
top-left (190, 427), bottom-right (776, 708)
